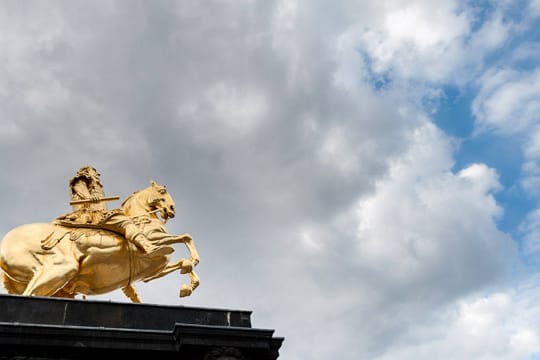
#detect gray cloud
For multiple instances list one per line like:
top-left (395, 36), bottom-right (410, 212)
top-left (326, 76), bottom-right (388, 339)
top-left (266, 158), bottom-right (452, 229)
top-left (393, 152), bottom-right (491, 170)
top-left (0, 1), bottom-right (528, 359)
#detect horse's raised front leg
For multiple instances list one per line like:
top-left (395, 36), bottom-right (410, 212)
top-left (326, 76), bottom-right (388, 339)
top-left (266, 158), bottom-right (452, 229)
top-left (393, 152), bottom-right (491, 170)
top-left (183, 235), bottom-right (200, 266)
top-left (154, 233), bottom-right (200, 266)
top-left (180, 271), bottom-right (200, 297)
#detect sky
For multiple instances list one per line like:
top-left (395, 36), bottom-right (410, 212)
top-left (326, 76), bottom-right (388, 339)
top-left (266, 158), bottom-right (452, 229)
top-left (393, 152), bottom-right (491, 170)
top-left (1, 0), bottom-right (540, 359)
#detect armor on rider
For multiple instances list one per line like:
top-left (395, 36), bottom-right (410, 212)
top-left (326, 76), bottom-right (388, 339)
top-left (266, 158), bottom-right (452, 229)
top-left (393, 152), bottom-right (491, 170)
top-left (56, 165), bottom-right (163, 256)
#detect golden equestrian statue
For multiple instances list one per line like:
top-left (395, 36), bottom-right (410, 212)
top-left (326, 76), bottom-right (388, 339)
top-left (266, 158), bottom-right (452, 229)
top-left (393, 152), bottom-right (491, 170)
top-left (0, 165), bottom-right (200, 302)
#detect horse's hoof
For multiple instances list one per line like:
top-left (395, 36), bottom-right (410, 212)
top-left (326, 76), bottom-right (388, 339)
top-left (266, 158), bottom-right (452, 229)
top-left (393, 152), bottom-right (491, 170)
top-left (179, 285), bottom-right (192, 297)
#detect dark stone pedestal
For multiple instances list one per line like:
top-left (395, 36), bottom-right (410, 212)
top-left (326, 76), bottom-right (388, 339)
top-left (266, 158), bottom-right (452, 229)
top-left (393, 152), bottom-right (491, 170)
top-left (0, 294), bottom-right (283, 359)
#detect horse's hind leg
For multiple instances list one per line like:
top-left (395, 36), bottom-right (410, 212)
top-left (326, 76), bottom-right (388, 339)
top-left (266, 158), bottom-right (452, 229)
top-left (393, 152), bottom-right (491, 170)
top-left (53, 288), bottom-right (77, 299)
top-left (121, 285), bottom-right (141, 303)
top-left (23, 254), bottom-right (79, 297)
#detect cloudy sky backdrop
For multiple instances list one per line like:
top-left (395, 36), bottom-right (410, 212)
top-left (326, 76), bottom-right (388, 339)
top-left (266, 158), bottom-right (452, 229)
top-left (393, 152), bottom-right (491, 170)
top-left (1, 1), bottom-right (540, 359)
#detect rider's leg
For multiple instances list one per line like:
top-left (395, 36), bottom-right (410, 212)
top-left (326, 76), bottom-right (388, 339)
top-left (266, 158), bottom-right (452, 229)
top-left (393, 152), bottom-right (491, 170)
top-left (124, 223), bottom-right (156, 253)
top-left (122, 222), bottom-right (171, 256)
top-left (100, 214), bottom-right (172, 256)
top-left (100, 215), bottom-right (160, 255)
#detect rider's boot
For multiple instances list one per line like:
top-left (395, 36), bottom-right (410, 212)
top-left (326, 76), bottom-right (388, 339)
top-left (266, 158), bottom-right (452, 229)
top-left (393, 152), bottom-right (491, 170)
top-left (130, 233), bottom-right (170, 257)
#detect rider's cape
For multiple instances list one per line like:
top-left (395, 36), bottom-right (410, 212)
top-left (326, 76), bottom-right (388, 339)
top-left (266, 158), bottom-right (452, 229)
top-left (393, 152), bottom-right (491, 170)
top-left (42, 209), bottom-right (124, 250)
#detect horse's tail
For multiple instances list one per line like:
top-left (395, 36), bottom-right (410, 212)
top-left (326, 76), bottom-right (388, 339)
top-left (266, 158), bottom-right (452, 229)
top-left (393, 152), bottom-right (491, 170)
top-left (0, 254), bottom-right (25, 295)
top-left (0, 255), bottom-right (10, 294)
top-left (2, 273), bottom-right (22, 294)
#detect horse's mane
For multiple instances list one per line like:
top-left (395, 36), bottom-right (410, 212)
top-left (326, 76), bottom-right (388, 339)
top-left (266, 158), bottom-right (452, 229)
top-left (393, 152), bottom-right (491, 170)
top-left (121, 189), bottom-right (142, 208)
top-left (121, 182), bottom-right (164, 213)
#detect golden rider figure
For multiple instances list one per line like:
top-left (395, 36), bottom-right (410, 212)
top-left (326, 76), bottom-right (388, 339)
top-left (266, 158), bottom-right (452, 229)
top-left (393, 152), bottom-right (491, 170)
top-left (56, 165), bottom-right (164, 256)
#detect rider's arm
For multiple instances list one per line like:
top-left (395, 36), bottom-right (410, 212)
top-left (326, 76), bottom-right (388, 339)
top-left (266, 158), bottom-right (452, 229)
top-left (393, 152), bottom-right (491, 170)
top-left (72, 179), bottom-right (92, 200)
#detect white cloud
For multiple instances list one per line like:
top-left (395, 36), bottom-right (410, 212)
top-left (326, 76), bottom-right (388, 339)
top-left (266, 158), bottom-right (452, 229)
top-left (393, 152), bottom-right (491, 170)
top-left (359, 0), bottom-right (470, 82)
top-left (353, 0), bottom-right (515, 84)
top-left (383, 3), bottom-right (468, 49)
top-left (272, 122), bottom-right (516, 358)
top-left (473, 68), bottom-right (540, 135)
top-left (530, 0), bottom-right (540, 16)
top-left (520, 126), bottom-right (540, 197)
top-left (375, 282), bottom-right (540, 359)
top-left (458, 163), bottom-right (503, 194)
top-left (468, 12), bottom-right (511, 52)
top-left (520, 207), bottom-right (540, 254)
top-left (525, 127), bottom-right (540, 160)
top-left (354, 123), bottom-right (510, 292)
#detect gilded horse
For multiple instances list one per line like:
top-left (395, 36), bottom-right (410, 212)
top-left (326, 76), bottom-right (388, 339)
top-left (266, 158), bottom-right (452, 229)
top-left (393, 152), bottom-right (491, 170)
top-left (0, 180), bottom-right (200, 302)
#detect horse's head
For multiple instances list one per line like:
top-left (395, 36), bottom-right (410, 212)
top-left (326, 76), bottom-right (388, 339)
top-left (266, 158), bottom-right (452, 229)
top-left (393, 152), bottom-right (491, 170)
top-left (121, 180), bottom-right (177, 220)
top-left (148, 180), bottom-right (176, 220)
